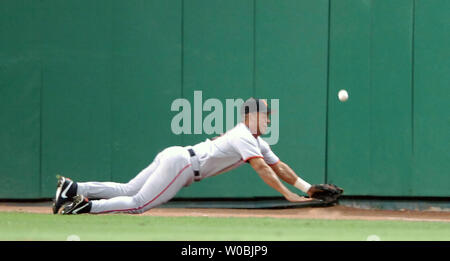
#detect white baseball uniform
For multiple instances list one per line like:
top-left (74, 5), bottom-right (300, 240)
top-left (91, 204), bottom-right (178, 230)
top-left (77, 122), bottom-right (280, 214)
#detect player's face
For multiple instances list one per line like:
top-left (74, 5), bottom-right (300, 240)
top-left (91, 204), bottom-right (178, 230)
top-left (245, 112), bottom-right (270, 136)
top-left (257, 112), bottom-right (270, 135)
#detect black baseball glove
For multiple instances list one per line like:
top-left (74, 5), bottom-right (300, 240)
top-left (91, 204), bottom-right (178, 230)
top-left (308, 184), bottom-right (344, 204)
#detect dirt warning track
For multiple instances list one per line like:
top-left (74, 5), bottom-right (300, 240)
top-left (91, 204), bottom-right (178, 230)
top-left (0, 201), bottom-right (449, 222)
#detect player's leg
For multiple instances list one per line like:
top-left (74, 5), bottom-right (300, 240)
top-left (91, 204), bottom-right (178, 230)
top-left (88, 147), bottom-right (194, 214)
top-left (53, 159), bottom-right (161, 214)
top-left (76, 154), bottom-right (162, 199)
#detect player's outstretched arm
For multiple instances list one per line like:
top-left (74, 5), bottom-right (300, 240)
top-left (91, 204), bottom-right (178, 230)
top-left (248, 158), bottom-right (313, 203)
top-left (270, 161), bottom-right (313, 197)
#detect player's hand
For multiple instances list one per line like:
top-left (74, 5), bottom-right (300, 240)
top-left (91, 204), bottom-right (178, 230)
top-left (284, 192), bottom-right (315, 203)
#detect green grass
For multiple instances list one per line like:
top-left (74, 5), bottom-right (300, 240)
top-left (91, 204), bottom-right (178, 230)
top-left (0, 212), bottom-right (448, 241)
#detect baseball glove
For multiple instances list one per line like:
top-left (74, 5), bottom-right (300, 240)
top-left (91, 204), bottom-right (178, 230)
top-left (308, 184), bottom-right (344, 204)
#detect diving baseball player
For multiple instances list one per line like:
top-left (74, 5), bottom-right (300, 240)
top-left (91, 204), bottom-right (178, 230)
top-left (53, 98), bottom-right (343, 215)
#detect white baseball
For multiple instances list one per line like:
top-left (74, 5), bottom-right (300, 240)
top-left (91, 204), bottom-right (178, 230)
top-left (338, 89), bottom-right (349, 102)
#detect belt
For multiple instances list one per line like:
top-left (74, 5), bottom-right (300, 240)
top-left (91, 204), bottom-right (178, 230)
top-left (188, 148), bottom-right (201, 181)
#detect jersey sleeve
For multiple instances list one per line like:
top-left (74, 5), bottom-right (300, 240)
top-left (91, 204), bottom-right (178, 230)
top-left (258, 137), bottom-right (280, 166)
top-left (229, 134), bottom-right (264, 162)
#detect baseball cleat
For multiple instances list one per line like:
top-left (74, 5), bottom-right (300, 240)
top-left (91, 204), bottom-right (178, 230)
top-left (52, 175), bottom-right (78, 214)
top-left (61, 195), bottom-right (92, 215)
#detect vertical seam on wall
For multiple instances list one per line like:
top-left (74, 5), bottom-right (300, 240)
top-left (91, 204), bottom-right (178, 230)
top-left (38, 3), bottom-right (44, 197)
top-left (252, 0), bottom-right (256, 97)
top-left (181, 0), bottom-right (185, 146)
top-left (369, 0), bottom-right (373, 181)
top-left (181, 0), bottom-right (184, 100)
top-left (324, 0), bottom-right (331, 184)
top-left (408, 0), bottom-right (416, 195)
top-left (39, 58), bottom-right (43, 197)
top-left (110, 2), bottom-right (114, 182)
top-left (411, 0), bottom-right (415, 155)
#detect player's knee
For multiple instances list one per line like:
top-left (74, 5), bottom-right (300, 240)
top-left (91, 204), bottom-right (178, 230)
top-left (129, 195), bottom-right (145, 211)
top-left (132, 208), bottom-right (146, 214)
top-left (122, 183), bottom-right (140, 196)
top-left (129, 195), bottom-right (154, 214)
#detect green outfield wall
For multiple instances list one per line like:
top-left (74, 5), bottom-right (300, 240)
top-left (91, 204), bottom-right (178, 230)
top-left (0, 0), bottom-right (448, 199)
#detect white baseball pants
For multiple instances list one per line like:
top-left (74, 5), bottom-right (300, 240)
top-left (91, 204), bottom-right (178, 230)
top-left (76, 146), bottom-right (196, 214)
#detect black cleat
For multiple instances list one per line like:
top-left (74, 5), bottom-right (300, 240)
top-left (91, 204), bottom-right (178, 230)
top-left (61, 195), bottom-right (92, 215)
top-left (52, 175), bottom-right (78, 214)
